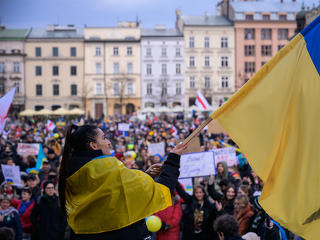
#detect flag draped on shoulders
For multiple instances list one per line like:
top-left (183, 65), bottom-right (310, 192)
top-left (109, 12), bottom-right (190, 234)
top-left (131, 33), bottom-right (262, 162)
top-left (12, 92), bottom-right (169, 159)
top-left (210, 16), bottom-right (320, 239)
top-left (66, 156), bottom-right (172, 234)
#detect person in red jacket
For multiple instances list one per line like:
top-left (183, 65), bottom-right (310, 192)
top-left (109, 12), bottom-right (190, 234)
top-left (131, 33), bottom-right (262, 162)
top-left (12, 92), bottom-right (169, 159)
top-left (11, 187), bottom-right (35, 236)
top-left (155, 191), bottom-right (182, 240)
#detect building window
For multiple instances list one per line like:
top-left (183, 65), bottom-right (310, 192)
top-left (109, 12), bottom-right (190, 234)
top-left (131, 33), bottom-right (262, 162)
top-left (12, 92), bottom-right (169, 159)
top-left (245, 62), bottom-right (255, 73)
top-left (176, 48), bottom-right (181, 57)
top-left (126, 62), bottom-right (133, 74)
top-left (261, 45), bottom-right (272, 56)
top-left (70, 47), bottom-right (76, 57)
top-left (71, 84), bottom-right (77, 96)
top-left (35, 66), bottom-right (42, 76)
top-left (245, 14), bottom-right (254, 21)
top-left (161, 64), bottom-right (167, 75)
top-left (71, 66), bottom-right (77, 76)
top-left (261, 28), bottom-right (272, 40)
top-left (189, 56), bottom-right (195, 67)
top-left (53, 84), bottom-right (59, 96)
top-left (278, 45), bottom-right (285, 51)
top-left (35, 47), bottom-right (41, 57)
top-left (221, 56), bottom-right (229, 67)
top-left (221, 76), bottom-right (229, 88)
top-left (113, 63), bottom-right (120, 74)
top-left (278, 29), bottom-right (288, 40)
top-left (204, 37), bottom-right (210, 48)
top-left (113, 82), bottom-right (120, 95)
top-left (13, 62), bottom-right (20, 73)
top-left (34, 105), bottom-right (44, 111)
top-left (221, 37), bottom-right (228, 48)
top-left (161, 82), bottom-right (167, 96)
top-left (96, 63), bottom-right (102, 74)
top-left (262, 14), bottom-right (270, 20)
top-left (95, 47), bottom-right (101, 56)
top-left (14, 82), bottom-right (20, 93)
top-left (127, 47), bottom-right (132, 56)
top-left (244, 45), bottom-right (255, 56)
top-left (51, 105), bottom-right (61, 111)
top-left (189, 37), bottom-right (195, 48)
top-left (176, 63), bottom-right (181, 74)
top-left (146, 64), bottom-right (152, 75)
top-left (161, 48), bottom-right (167, 57)
top-left (113, 47), bottom-right (119, 56)
top-left (245, 29), bottom-right (255, 40)
top-left (204, 56), bottom-right (210, 67)
top-left (95, 82), bottom-right (103, 95)
top-left (127, 82), bottom-right (133, 95)
top-left (146, 48), bottom-right (152, 57)
top-left (36, 84), bottom-right (42, 96)
top-left (0, 62), bottom-right (4, 73)
top-left (52, 47), bottom-right (59, 57)
top-left (176, 82), bottom-right (181, 95)
top-left (279, 14), bottom-right (287, 21)
top-left (52, 66), bottom-right (59, 76)
top-left (189, 76), bottom-right (195, 88)
top-left (147, 83), bottom-right (152, 95)
top-left (205, 76), bottom-right (211, 88)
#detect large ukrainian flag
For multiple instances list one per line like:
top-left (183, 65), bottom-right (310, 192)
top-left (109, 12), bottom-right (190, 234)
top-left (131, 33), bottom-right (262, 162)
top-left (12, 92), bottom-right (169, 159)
top-left (210, 16), bottom-right (320, 238)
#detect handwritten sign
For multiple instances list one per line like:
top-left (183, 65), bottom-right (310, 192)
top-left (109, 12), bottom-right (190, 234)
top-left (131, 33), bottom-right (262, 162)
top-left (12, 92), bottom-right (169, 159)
top-left (1, 164), bottom-right (21, 186)
top-left (213, 147), bottom-right (238, 166)
top-left (179, 151), bottom-right (215, 178)
top-left (148, 142), bottom-right (165, 156)
top-left (17, 143), bottom-right (39, 156)
top-left (178, 178), bottom-right (193, 195)
top-left (118, 123), bottom-right (130, 132)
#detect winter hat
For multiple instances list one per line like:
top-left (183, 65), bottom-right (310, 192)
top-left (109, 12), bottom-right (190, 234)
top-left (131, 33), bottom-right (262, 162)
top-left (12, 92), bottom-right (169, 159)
top-left (43, 180), bottom-right (55, 190)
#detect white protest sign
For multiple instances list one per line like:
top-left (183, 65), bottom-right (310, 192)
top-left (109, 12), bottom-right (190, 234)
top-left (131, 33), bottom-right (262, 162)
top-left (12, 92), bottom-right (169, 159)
top-left (178, 178), bottom-right (193, 195)
top-left (179, 151), bottom-right (215, 178)
top-left (148, 142), bottom-right (165, 156)
top-left (17, 143), bottom-right (40, 156)
top-left (118, 123), bottom-right (130, 132)
top-left (1, 164), bottom-right (21, 186)
top-left (213, 147), bottom-right (238, 166)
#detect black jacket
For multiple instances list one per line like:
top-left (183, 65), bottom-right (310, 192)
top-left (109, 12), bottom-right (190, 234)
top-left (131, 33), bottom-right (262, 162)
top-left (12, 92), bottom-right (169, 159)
top-left (69, 150), bottom-right (181, 240)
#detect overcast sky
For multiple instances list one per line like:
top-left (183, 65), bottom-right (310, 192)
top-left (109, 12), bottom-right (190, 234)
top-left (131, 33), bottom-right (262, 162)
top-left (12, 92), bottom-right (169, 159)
top-left (0, 0), bottom-right (318, 29)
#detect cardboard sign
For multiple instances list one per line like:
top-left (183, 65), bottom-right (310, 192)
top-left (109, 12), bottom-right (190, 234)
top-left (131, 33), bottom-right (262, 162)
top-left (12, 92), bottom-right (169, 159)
top-left (17, 143), bottom-right (40, 156)
top-left (213, 147), bottom-right (238, 166)
top-left (179, 151), bottom-right (215, 178)
top-left (1, 164), bottom-right (21, 186)
top-left (118, 123), bottom-right (130, 132)
top-left (178, 178), bottom-right (193, 195)
top-left (148, 142), bottom-right (165, 156)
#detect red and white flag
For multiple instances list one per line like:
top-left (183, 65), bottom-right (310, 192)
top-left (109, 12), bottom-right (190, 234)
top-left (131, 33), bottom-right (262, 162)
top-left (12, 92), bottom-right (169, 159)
top-left (0, 87), bottom-right (16, 134)
top-left (46, 120), bottom-right (56, 132)
top-left (195, 90), bottom-right (211, 111)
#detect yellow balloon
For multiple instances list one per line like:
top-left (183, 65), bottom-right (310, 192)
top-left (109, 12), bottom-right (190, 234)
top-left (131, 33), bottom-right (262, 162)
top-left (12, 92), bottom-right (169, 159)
top-left (131, 151), bottom-right (137, 159)
top-left (146, 215), bottom-right (162, 232)
top-left (54, 133), bottom-right (59, 139)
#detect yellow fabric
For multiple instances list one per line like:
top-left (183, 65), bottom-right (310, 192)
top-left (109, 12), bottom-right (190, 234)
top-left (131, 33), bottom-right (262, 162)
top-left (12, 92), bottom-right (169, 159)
top-left (211, 33), bottom-right (320, 239)
top-left (66, 156), bottom-right (172, 234)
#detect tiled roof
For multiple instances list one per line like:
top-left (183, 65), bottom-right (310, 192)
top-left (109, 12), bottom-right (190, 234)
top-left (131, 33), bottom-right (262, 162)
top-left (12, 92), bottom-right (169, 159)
top-left (28, 28), bottom-right (83, 39)
top-left (141, 28), bottom-right (182, 37)
top-left (231, 0), bottom-right (302, 13)
top-left (181, 15), bottom-right (233, 26)
top-left (0, 29), bottom-right (30, 40)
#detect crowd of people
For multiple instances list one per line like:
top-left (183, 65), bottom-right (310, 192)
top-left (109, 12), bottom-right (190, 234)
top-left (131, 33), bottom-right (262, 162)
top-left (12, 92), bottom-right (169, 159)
top-left (0, 113), bottom-right (302, 240)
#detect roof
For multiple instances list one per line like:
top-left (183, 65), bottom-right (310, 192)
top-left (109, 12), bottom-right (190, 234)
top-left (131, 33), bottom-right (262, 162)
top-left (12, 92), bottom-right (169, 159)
top-left (181, 15), bottom-right (233, 26)
top-left (141, 28), bottom-right (182, 37)
top-left (28, 28), bottom-right (83, 39)
top-left (0, 29), bottom-right (30, 40)
top-left (231, 0), bottom-right (302, 13)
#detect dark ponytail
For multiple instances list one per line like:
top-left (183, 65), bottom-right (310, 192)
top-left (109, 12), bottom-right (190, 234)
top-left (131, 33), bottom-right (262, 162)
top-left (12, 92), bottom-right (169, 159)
top-left (59, 124), bottom-right (99, 217)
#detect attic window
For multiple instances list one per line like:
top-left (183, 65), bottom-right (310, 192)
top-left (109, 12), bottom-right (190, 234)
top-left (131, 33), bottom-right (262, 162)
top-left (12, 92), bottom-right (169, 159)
top-left (262, 14), bottom-right (270, 20)
top-left (246, 14), bottom-right (254, 21)
top-left (279, 14), bottom-right (287, 20)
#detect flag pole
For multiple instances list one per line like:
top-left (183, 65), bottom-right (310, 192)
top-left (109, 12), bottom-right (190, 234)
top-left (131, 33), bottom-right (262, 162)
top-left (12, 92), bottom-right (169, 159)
top-left (182, 118), bottom-right (213, 145)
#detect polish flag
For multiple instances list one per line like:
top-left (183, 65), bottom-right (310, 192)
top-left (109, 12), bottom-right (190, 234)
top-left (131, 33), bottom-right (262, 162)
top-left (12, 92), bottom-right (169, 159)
top-left (195, 91), bottom-right (211, 111)
top-left (0, 87), bottom-right (16, 134)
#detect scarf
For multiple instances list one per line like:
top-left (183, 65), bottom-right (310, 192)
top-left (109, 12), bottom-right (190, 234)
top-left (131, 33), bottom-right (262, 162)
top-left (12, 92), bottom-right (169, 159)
top-left (18, 199), bottom-right (34, 215)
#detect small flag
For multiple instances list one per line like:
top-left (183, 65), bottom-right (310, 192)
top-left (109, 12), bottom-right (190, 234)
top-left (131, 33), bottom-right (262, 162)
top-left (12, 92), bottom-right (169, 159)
top-left (195, 91), bottom-right (211, 111)
top-left (46, 120), bottom-right (56, 131)
top-left (0, 87), bottom-right (16, 134)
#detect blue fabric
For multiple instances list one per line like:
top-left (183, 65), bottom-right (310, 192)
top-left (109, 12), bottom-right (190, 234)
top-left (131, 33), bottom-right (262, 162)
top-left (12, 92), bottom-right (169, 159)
top-left (18, 200), bottom-right (33, 216)
top-left (272, 220), bottom-right (288, 240)
top-left (36, 144), bottom-right (47, 169)
top-left (301, 15), bottom-right (320, 76)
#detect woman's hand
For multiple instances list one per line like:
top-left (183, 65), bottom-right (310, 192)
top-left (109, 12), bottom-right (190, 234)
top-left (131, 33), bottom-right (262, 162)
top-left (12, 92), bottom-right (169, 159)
top-left (170, 143), bottom-right (188, 156)
top-left (215, 201), bottom-right (223, 212)
top-left (145, 163), bottom-right (162, 178)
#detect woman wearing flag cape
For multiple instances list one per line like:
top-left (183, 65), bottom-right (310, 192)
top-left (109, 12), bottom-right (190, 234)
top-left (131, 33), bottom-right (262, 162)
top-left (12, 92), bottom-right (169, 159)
top-left (58, 125), bottom-right (185, 240)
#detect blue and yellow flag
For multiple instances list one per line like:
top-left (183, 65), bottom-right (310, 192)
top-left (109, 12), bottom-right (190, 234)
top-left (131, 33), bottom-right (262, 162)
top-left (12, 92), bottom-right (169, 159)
top-left (210, 16), bottom-right (320, 239)
top-left (36, 144), bottom-right (47, 169)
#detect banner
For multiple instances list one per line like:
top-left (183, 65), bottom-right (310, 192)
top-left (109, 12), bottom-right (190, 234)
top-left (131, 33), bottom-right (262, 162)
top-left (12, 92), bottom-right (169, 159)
top-left (179, 151), bottom-right (215, 178)
top-left (1, 164), bottom-right (21, 186)
top-left (213, 147), bottom-right (238, 166)
top-left (148, 142), bottom-right (165, 156)
top-left (17, 143), bottom-right (40, 156)
top-left (118, 123), bottom-right (130, 132)
top-left (0, 87), bottom-right (16, 134)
